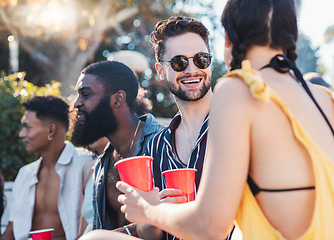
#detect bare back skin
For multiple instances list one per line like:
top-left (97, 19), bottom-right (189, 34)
top-left (31, 164), bottom-right (66, 240)
top-left (249, 66), bottom-right (334, 238)
top-left (202, 48), bottom-right (334, 239)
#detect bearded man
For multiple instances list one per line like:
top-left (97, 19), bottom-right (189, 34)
top-left (72, 61), bottom-right (165, 237)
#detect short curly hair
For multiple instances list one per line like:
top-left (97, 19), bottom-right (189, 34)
top-left (150, 16), bottom-right (210, 62)
top-left (23, 96), bottom-right (69, 130)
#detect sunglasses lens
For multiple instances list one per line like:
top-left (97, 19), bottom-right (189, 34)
top-left (170, 56), bottom-right (188, 72)
top-left (194, 53), bottom-right (212, 69)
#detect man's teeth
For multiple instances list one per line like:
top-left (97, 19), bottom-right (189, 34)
top-left (182, 79), bottom-right (200, 84)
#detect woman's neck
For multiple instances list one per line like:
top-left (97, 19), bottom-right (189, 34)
top-left (244, 46), bottom-right (283, 70)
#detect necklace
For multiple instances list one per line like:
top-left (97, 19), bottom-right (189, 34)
top-left (127, 120), bottom-right (141, 157)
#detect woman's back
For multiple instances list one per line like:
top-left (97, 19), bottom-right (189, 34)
top-left (219, 49), bottom-right (334, 239)
top-left (218, 0), bottom-right (334, 237)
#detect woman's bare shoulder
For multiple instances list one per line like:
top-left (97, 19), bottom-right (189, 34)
top-left (213, 76), bottom-right (263, 110)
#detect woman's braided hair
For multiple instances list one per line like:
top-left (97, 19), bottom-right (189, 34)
top-left (222, 0), bottom-right (298, 70)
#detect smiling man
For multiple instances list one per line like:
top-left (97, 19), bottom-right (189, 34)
top-left (144, 16), bottom-right (214, 240)
top-left (0, 96), bottom-right (95, 240)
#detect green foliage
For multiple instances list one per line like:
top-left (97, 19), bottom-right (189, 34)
top-left (0, 72), bottom-right (61, 181)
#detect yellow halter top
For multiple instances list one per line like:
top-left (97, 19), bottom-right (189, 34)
top-left (221, 60), bottom-right (334, 239)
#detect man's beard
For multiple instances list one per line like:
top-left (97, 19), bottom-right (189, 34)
top-left (167, 73), bottom-right (212, 102)
top-left (72, 97), bottom-right (118, 146)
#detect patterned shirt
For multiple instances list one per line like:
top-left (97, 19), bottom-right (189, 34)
top-left (146, 113), bottom-right (209, 240)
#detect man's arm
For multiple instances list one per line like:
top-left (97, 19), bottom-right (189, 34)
top-left (78, 215), bottom-right (88, 237)
top-left (112, 189), bottom-right (185, 239)
top-left (0, 221), bottom-right (15, 240)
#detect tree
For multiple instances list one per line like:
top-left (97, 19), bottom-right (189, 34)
top-left (0, 0), bottom-right (228, 118)
top-left (0, 72), bottom-right (62, 180)
top-left (324, 25), bottom-right (334, 43)
top-left (0, 0), bottom-right (183, 97)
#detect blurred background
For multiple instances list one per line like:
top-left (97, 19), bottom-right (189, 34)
top-left (0, 0), bottom-right (333, 181)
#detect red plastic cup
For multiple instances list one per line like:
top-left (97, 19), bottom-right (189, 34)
top-left (114, 156), bottom-right (153, 192)
top-left (162, 168), bottom-right (197, 202)
top-left (29, 228), bottom-right (54, 240)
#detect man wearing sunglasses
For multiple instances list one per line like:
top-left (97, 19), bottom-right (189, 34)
top-left (126, 15), bottom-right (237, 240)
top-left (146, 16), bottom-right (216, 240)
top-left (149, 15), bottom-right (212, 194)
top-left (138, 16), bottom-right (237, 240)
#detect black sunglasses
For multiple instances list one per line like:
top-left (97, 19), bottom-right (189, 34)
top-left (160, 52), bottom-right (212, 72)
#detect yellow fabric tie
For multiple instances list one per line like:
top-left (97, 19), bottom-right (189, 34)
top-left (220, 60), bottom-right (271, 103)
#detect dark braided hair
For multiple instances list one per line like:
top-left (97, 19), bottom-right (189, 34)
top-left (150, 16), bottom-right (210, 62)
top-left (222, 0), bottom-right (298, 70)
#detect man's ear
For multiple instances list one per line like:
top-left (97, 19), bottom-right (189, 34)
top-left (47, 122), bottom-right (57, 140)
top-left (155, 63), bottom-right (164, 80)
top-left (111, 90), bottom-right (126, 108)
top-left (49, 122), bottom-right (56, 133)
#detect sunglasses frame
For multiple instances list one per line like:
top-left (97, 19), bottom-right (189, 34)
top-left (160, 52), bottom-right (212, 72)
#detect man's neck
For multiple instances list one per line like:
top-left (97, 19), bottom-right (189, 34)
top-left (175, 90), bottom-right (212, 130)
top-left (107, 116), bottom-right (142, 159)
top-left (40, 140), bottom-right (66, 168)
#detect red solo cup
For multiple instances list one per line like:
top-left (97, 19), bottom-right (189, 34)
top-left (162, 168), bottom-right (197, 202)
top-left (29, 228), bottom-right (54, 240)
top-left (114, 156), bottom-right (153, 192)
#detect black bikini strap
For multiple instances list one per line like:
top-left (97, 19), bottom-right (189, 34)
top-left (247, 175), bottom-right (315, 196)
top-left (261, 54), bottom-right (334, 137)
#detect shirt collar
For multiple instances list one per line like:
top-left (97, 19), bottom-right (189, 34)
top-left (140, 113), bottom-right (165, 137)
top-left (30, 141), bottom-right (74, 182)
top-left (56, 141), bottom-right (75, 165)
top-left (165, 112), bottom-right (209, 145)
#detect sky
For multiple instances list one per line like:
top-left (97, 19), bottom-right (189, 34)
top-left (213, 0), bottom-right (334, 84)
top-left (298, 0), bottom-right (334, 84)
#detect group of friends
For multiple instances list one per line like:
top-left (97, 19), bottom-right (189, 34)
top-left (1, 0), bottom-right (334, 239)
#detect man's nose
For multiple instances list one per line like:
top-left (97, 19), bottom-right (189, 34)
top-left (73, 95), bottom-right (82, 109)
top-left (183, 58), bottom-right (198, 73)
top-left (19, 128), bottom-right (25, 138)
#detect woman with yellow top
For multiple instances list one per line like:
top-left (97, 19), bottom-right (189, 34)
top-left (80, 0), bottom-right (334, 239)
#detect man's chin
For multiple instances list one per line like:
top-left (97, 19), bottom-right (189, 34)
top-left (72, 133), bottom-right (103, 147)
top-left (23, 145), bottom-right (32, 153)
top-left (25, 148), bottom-right (39, 156)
